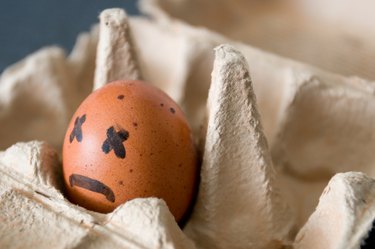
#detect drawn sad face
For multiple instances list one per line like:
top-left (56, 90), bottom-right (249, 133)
top-left (62, 81), bottom-right (198, 222)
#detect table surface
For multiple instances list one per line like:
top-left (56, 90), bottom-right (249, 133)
top-left (0, 0), bottom-right (139, 73)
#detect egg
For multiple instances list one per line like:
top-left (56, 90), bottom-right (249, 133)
top-left (62, 80), bottom-right (198, 222)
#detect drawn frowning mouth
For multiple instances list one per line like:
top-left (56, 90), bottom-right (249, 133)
top-left (69, 174), bottom-right (115, 202)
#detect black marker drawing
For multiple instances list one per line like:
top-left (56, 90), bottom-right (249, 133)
top-left (102, 126), bottom-right (129, 159)
top-left (69, 174), bottom-right (115, 202)
top-left (69, 114), bottom-right (86, 143)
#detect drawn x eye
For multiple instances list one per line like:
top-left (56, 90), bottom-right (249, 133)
top-left (69, 114), bottom-right (86, 143)
top-left (102, 126), bottom-right (129, 159)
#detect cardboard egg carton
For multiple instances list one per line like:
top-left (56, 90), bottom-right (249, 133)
top-left (0, 2), bottom-right (375, 249)
top-left (142, 0), bottom-right (375, 81)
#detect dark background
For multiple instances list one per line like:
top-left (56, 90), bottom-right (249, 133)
top-left (0, 0), bottom-right (139, 73)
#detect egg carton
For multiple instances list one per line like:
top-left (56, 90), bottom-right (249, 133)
top-left (142, 0), bottom-right (375, 81)
top-left (0, 3), bottom-right (375, 249)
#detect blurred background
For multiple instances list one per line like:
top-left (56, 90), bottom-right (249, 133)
top-left (0, 0), bottom-right (139, 72)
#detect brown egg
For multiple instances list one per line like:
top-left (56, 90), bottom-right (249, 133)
top-left (62, 80), bottom-right (198, 222)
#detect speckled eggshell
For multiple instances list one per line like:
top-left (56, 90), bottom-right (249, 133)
top-left (62, 80), bottom-right (198, 222)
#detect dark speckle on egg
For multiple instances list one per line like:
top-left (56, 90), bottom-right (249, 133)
top-left (169, 107), bottom-right (176, 114)
top-left (117, 95), bottom-right (125, 100)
